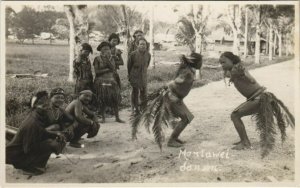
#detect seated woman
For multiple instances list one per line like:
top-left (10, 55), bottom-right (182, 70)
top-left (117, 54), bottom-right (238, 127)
top-left (93, 41), bottom-right (124, 123)
top-left (6, 91), bottom-right (66, 176)
top-left (65, 90), bottom-right (100, 148)
top-left (45, 88), bottom-right (75, 141)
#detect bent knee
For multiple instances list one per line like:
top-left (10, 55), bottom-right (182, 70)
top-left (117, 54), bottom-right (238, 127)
top-left (182, 116), bottom-right (193, 124)
top-left (231, 111), bottom-right (241, 120)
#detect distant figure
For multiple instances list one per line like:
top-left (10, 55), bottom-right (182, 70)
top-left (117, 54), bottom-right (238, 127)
top-left (93, 41), bottom-right (125, 123)
top-left (6, 91), bottom-right (66, 176)
top-left (73, 43), bottom-right (93, 94)
top-left (65, 90), bottom-right (100, 148)
top-left (219, 51), bottom-right (294, 157)
top-left (127, 38), bottom-right (151, 113)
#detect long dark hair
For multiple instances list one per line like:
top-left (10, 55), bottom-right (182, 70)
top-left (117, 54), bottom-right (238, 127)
top-left (175, 53), bottom-right (202, 77)
top-left (220, 51), bottom-right (241, 64)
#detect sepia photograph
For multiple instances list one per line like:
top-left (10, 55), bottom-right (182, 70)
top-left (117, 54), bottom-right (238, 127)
top-left (1, 0), bottom-right (299, 186)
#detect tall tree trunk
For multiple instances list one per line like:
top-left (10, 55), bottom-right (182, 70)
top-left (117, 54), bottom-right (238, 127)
top-left (268, 27), bottom-right (273, 61)
top-left (195, 32), bottom-right (202, 53)
top-left (232, 30), bottom-right (239, 55)
top-left (65, 5), bottom-right (76, 82)
top-left (195, 32), bottom-right (202, 79)
top-left (231, 5), bottom-right (241, 55)
top-left (65, 5), bottom-right (89, 82)
top-left (254, 25), bottom-right (260, 64)
top-left (273, 31), bottom-right (277, 56)
top-left (254, 6), bottom-right (261, 64)
top-left (149, 5), bottom-right (155, 68)
top-left (243, 7), bottom-right (248, 60)
top-left (266, 30), bottom-right (269, 55)
top-left (278, 32), bottom-right (282, 57)
top-left (285, 33), bottom-right (289, 56)
top-left (121, 5), bottom-right (130, 65)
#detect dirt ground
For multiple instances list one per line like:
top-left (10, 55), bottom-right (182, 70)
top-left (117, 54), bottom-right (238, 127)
top-left (6, 59), bottom-right (296, 183)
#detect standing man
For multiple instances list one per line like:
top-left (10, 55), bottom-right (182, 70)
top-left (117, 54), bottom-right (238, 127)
top-left (127, 38), bottom-right (151, 114)
top-left (73, 43), bottom-right (94, 94)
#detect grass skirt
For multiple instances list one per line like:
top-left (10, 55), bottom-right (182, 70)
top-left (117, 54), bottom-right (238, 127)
top-left (253, 92), bottom-right (294, 158)
top-left (94, 78), bottom-right (121, 107)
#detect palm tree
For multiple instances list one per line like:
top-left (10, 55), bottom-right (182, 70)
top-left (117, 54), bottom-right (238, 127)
top-left (174, 5), bottom-right (211, 79)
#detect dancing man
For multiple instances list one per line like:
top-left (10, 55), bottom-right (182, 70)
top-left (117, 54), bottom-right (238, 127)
top-left (131, 53), bottom-right (202, 148)
top-left (219, 51), bottom-right (294, 157)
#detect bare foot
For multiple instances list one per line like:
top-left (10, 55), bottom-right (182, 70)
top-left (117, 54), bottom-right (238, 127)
top-left (233, 140), bottom-right (242, 145)
top-left (116, 118), bottom-right (125, 123)
top-left (232, 142), bottom-right (251, 150)
top-left (167, 139), bottom-right (183, 147)
top-left (175, 138), bottom-right (186, 144)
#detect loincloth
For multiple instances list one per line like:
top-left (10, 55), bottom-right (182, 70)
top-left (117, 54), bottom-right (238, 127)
top-left (164, 89), bottom-right (194, 123)
top-left (234, 87), bottom-right (267, 112)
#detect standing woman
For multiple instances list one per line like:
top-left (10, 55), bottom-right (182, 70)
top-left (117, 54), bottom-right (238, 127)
top-left (73, 43), bottom-right (94, 94)
top-left (93, 41), bottom-right (125, 123)
top-left (108, 33), bottom-right (124, 88)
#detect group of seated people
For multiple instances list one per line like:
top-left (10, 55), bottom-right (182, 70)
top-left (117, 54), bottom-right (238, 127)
top-left (6, 88), bottom-right (100, 176)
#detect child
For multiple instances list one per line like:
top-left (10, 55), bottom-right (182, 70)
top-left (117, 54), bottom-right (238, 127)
top-left (219, 51), bottom-right (294, 157)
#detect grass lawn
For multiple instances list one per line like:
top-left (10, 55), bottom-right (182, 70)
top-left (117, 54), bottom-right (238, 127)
top-left (5, 42), bottom-right (294, 127)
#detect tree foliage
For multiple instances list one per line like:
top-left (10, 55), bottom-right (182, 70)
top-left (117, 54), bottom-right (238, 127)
top-left (89, 5), bottom-right (147, 37)
top-left (12, 6), bottom-right (41, 43)
top-left (5, 6), bottom-right (16, 38)
top-left (6, 6), bottom-right (66, 43)
top-left (51, 18), bottom-right (69, 40)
